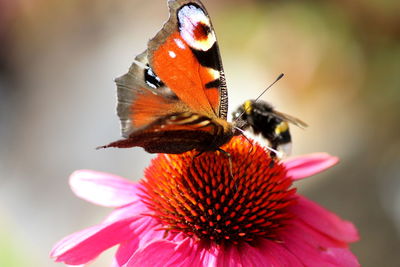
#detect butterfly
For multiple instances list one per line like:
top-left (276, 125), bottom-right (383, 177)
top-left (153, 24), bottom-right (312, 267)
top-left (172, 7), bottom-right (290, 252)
top-left (99, 0), bottom-right (304, 155)
top-left (232, 100), bottom-right (307, 156)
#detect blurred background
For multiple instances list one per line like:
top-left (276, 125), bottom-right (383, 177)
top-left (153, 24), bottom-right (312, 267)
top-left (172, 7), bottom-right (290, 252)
top-left (1, 0), bottom-right (399, 266)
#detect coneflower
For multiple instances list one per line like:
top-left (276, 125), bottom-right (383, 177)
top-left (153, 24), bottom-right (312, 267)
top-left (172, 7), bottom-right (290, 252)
top-left (51, 136), bottom-right (359, 266)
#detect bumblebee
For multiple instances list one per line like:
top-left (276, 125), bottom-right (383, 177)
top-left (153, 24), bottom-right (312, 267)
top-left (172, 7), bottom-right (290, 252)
top-left (232, 100), bottom-right (307, 156)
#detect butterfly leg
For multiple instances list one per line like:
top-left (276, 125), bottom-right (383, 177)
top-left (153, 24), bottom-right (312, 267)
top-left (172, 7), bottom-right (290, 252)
top-left (216, 148), bottom-right (235, 181)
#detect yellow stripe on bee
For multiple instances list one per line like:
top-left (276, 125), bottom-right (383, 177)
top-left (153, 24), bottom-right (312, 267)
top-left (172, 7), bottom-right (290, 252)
top-left (243, 100), bottom-right (253, 115)
top-left (275, 121), bottom-right (289, 135)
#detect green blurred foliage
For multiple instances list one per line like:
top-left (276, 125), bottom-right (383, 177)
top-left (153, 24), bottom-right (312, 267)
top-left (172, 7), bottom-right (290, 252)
top-left (0, 222), bottom-right (32, 267)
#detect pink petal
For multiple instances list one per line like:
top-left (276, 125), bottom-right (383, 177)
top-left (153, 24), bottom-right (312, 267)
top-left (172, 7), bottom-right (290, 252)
top-left (199, 243), bottom-right (218, 266)
top-left (256, 240), bottom-right (304, 267)
top-left (290, 196), bottom-right (359, 243)
top-left (114, 237), bottom-right (141, 267)
top-left (217, 243), bottom-right (279, 267)
top-left (287, 220), bottom-right (345, 248)
top-left (280, 232), bottom-right (337, 267)
top-left (127, 237), bottom-right (238, 267)
top-left (237, 245), bottom-right (264, 267)
top-left (174, 238), bottom-right (208, 267)
top-left (51, 217), bottom-right (137, 265)
top-left (126, 240), bottom-right (181, 266)
top-left (324, 247), bottom-right (360, 267)
top-left (114, 216), bottom-right (166, 266)
top-left (126, 238), bottom-right (201, 267)
top-left (216, 240), bottom-right (303, 267)
top-left (216, 245), bottom-right (243, 267)
top-left (70, 170), bottom-right (143, 207)
top-left (111, 257), bottom-right (121, 267)
top-left (280, 220), bottom-right (360, 267)
top-left (283, 153), bottom-right (339, 181)
top-left (104, 201), bottom-right (148, 223)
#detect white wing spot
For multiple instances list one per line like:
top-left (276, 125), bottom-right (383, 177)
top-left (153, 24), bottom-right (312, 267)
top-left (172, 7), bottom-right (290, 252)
top-left (169, 51), bottom-right (177, 58)
top-left (207, 68), bottom-right (220, 80)
top-left (174, 38), bottom-right (186, 49)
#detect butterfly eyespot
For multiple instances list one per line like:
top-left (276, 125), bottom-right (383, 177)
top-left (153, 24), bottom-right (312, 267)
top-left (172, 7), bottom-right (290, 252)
top-left (178, 4), bottom-right (216, 51)
top-left (193, 22), bottom-right (211, 41)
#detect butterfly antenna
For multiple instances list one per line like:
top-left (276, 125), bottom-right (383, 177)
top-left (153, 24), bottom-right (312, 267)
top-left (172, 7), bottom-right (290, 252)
top-left (233, 73), bottom-right (284, 124)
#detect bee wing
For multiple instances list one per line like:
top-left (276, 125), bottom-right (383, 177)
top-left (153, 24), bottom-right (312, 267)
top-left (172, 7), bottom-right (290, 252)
top-left (273, 110), bottom-right (308, 129)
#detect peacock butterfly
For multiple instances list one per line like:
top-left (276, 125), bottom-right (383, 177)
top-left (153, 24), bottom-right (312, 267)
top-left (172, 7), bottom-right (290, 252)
top-left (99, 0), bottom-right (305, 155)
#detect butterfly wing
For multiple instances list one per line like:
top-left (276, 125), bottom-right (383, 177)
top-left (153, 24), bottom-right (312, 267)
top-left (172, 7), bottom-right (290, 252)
top-left (101, 0), bottom-right (231, 153)
top-left (114, 50), bottom-right (187, 138)
top-left (148, 0), bottom-right (228, 119)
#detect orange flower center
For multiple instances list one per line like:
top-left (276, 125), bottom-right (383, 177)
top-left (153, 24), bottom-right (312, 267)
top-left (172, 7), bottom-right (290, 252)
top-left (141, 136), bottom-right (297, 245)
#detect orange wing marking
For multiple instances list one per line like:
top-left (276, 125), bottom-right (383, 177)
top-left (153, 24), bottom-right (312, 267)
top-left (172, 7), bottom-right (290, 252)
top-left (152, 32), bottom-right (217, 118)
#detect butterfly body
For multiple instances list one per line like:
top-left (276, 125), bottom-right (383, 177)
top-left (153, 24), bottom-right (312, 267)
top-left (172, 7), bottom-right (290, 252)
top-left (103, 111), bottom-right (234, 154)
